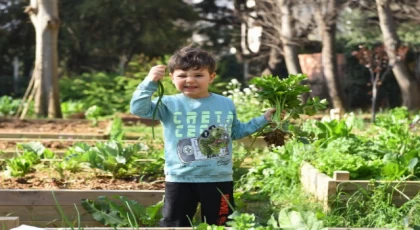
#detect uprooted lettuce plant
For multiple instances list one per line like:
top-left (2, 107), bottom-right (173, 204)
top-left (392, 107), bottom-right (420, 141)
top-left (249, 74), bottom-right (327, 146)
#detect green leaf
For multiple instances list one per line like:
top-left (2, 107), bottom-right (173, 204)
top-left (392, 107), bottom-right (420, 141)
top-left (18, 142), bottom-right (45, 156)
top-left (277, 208), bottom-right (325, 230)
top-left (81, 198), bottom-right (126, 227)
top-left (407, 158), bottom-right (418, 174)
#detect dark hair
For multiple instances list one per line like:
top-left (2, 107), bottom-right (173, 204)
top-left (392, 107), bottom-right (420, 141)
top-left (168, 46), bottom-right (217, 74)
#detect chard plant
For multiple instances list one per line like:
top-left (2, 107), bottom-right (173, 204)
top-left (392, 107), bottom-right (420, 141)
top-left (250, 74), bottom-right (327, 146)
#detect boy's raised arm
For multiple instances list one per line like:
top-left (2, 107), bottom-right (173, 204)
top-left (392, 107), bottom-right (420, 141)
top-left (130, 65), bottom-right (166, 119)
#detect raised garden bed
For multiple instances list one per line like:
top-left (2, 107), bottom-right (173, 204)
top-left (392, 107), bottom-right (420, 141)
top-left (0, 118), bottom-right (112, 139)
top-left (0, 138), bottom-right (148, 157)
top-left (0, 189), bottom-right (164, 227)
top-left (118, 113), bottom-right (160, 127)
top-left (300, 162), bottom-right (420, 210)
top-left (0, 160), bottom-right (165, 227)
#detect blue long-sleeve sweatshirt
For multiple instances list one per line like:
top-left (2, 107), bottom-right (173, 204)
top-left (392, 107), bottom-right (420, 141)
top-left (130, 78), bottom-right (268, 182)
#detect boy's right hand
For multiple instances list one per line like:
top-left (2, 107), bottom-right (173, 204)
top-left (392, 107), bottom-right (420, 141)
top-left (146, 65), bottom-right (167, 82)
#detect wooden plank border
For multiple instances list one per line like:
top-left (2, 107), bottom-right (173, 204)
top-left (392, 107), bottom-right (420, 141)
top-left (0, 119), bottom-right (113, 140)
top-left (0, 189), bottom-right (164, 228)
top-left (300, 162), bottom-right (420, 210)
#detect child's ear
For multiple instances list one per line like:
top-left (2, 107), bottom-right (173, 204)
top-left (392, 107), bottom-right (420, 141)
top-left (170, 73), bottom-right (175, 83)
top-left (209, 73), bottom-right (216, 83)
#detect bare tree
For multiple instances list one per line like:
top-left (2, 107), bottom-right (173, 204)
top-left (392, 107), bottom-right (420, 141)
top-left (375, 0), bottom-right (420, 109)
top-left (257, 0), bottom-right (311, 75)
top-left (279, 0), bottom-right (302, 74)
top-left (25, 0), bottom-right (62, 118)
top-left (234, 0), bottom-right (313, 77)
top-left (314, 0), bottom-right (348, 112)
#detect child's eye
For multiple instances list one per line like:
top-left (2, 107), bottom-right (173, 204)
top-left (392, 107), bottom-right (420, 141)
top-left (195, 75), bottom-right (203, 77)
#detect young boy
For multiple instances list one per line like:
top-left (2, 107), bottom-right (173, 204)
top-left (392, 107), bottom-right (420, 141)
top-left (130, 46), bottom-right (275, 227)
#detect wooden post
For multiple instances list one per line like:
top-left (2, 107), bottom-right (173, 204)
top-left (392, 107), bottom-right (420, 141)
top-left (333, 171), bottom-right (350, 181)
top-left (0, 217), bottom-right (19, 230)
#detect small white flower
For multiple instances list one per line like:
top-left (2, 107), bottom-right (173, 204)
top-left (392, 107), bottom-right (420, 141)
top-left (222, 91), bottom-right (228, 95)
top-left (243, 88), bottom-right (251, 95)
top-left (231, 78), bottom-right (239, 85)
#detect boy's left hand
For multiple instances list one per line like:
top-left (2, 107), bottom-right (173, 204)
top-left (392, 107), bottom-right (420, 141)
top-left (264, 108), bottom-right (276, 122)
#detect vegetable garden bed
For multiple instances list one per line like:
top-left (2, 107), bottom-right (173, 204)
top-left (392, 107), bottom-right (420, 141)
top-left (0, 119), bottom-right (112, 139)
top-left (300, 162), bottom-right (420, 209)
top-left (0, 138), bottom-right (146, 157)
top-left (0, 189), bottom-right (164, 227)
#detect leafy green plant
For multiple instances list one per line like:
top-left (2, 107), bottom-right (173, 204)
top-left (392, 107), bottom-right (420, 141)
top-left (250, 74), bottom-right (327, 123)
top-left (135, 152), bottom-right (165, 181)
top-left (85, 105), bottom-right (102, 126)
top-left (81, 195), bottom-right (163, 227)
top-left (0, 96), bottom-right (21, 117)
top-left (76, 141), bottom-right (143, 179)
top-left (227, 212), bottom-right (264, 229)
top-left (53, 161), bottom-right (66, 180)
top-left (4, 152), bottom-right (39, 177)
top-left (311, 119), bottom-right (355, 147)
top-left (59, 59), bottom-right (178, 116)
top-left (61, 100), bottom-right (85, 118)
top-left (250, 74), bottom-right (327, 146)
top-left (110, 117), bottom-right (125, 140)
top-left (17, 142), bottom-right (56, 159)
top-left (372, 107), bottom-right (420, 179)
top-left (266, 208), bottom-right (324, 230)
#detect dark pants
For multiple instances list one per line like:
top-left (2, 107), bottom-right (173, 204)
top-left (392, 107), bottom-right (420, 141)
top-left (159, 181), bottom-right (235, 227)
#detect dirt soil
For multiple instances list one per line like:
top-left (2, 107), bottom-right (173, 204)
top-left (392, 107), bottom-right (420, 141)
top-left (0, 118), bottom-right (109, 134)
top-left (0, 169), bottom-right (165, 190)
top-left (0, 139), bottom-right (86, 150)
top-left (0, 139), bottom-right (143, 152)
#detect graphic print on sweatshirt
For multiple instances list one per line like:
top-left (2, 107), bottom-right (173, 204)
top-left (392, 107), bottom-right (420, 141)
top-left (177, 125), bottom-right (230, 163)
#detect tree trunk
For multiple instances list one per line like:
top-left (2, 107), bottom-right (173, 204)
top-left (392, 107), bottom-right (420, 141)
top-left (314, 0), bottom-right (346, 111)
top-left (25, 0), bottom-right (62, 118)
top-left (261, 47), bottom-right (284, 76)
top-left (279, 0), bottom-right (302, 75)
top-left (376, 0), bottom-right (420, 109)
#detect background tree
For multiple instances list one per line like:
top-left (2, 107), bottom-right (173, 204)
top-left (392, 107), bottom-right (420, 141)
top-left (375, 0), bottom-right (420, 109)
top-left (58, 0), bottom-right (199, 75)
top-left (25, 0), bottom-right (61, 118)
top-left (0, 0), bottom-right (35, 95)
top-left (313, 0), bottom-right (348, 111)
top-left (233, 0), bottom-right (314, 77)
top-left (351, 45), bottom-right (401, 121)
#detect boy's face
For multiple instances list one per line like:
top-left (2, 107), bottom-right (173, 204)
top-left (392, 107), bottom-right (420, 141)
top-left (170, 68), bottom-right (216, 99)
